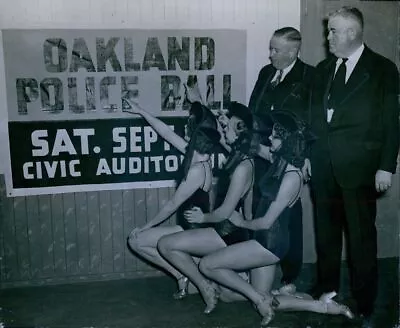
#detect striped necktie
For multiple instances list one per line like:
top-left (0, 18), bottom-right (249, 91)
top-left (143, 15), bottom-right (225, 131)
top-left (270, 69), bottom-right (283, 89)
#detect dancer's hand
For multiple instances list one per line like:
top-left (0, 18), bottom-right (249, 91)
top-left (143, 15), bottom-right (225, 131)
top-left (217, 109), bottom-right (229, 130)
top-left (184, 79), bottom-right (203, 104)
top-left (184, 206), bottom-right (205, 223)
top-left (302, 158), bottom-right (311, 183)
top-left (228, 211), bottom-right (246, 228)
top-left (122, 96), bottom-right (143, 115)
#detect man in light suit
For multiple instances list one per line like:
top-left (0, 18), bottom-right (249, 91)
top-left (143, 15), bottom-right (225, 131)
top-left (248, 27), bottom-right (314, 291)
top-left (308, 7), bottom-right (399, 328)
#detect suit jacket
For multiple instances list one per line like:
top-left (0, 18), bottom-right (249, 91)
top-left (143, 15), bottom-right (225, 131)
top-left (248, 59), bottom-right (314, 120)
top-left (310, 46), bottom-right (399, 188)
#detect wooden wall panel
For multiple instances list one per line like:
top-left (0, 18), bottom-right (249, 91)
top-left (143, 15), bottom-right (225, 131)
top-left (13, 197), bottom-right (29, 280)
top-left (26, 197), bottom-right (42, 279)
top-left (122, 189), bottom-right (136, 271)
top-left (63, 193), bottom-right (78, 275)
top-left (51, 194), bottom-right (67, 276)
top-left (38, 194), bottom-right (55, 277)
top-left (2, 194), bottom-right (17, 281)
top-left (75, 192), bottom-right (90, 273)
top-left (87, 191), bottom-right (101, 274)
top-left (99, 191), bottom-right (113, 273)
top-left (111, 190), bottom-right (125, 273)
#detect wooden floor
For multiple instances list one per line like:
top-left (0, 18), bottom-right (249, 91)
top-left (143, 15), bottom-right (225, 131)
top-left (0, 258), bottom-right (398, 328)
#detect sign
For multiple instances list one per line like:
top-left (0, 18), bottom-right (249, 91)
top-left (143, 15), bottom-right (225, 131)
top-left (2, 29), bottom-right (246, 196)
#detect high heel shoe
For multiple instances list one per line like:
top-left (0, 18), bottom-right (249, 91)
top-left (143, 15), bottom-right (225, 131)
top-left (319, 291), bottom-right (354, 319)
top-left (202, 283), bottom-right (219, 314)
top-left (173, 276), bottom-right (189, 300)
top-left (255, 295), bottom-right (276, 327)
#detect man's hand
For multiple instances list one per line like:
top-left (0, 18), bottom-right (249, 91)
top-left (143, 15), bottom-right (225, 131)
top-left (375, 170), bottom-right (392, 192)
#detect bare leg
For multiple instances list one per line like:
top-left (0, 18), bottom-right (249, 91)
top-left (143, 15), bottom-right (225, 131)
top-left (199, 240), bottom-right (278, 305)
top-left (128, 225), bottom-right (185, 282)
top-left (274, 293), bottom-right (354, 318)
top-left (219, 265), bottom-right (276, 303)
top-left (218, 272), bottom-right (249, 302)
top-left (199, 240), bottom-right (279, 326)
top-left (157, 228), bottom-right (227, 312)
top-left (251, 266), bottom-right (276, 295)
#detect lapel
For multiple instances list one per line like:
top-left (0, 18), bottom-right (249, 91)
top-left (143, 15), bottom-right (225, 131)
top-left (321, 57), bottom-right (337, 111)
top-left (281, 59), bottom-right (303, 84)
top-left (253, 66), bottom-right (276, 113)
top-left (338, 49), bottom-right (370, 106)
top-left (277, 59), bottom-right (304, 106)
top-left (329, 48), bottom-right (371, 125)
top-left (265, 66), bottom-right (276, 87)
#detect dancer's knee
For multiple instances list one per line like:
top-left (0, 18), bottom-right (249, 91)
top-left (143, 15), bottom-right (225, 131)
top-left (199, 257), bottom-right (215, 276)
top-left (157, 234), bottom-right (174, 256)
top-left (127, 232), bottom-right (142, 252)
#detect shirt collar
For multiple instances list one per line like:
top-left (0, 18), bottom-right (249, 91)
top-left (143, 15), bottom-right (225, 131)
top-left (281, 59), bottom-right (297, 79)
top-left (337, 43), bottom-right (364, 65)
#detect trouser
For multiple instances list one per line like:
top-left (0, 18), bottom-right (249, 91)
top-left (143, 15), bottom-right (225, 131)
top-left (312, 170), bottom-right (378, 316)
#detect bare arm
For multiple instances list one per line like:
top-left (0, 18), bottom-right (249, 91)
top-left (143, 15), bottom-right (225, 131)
top-left (242, 181), bottom-right (253, 221)
top-left (123, 99), bottom-right (188, 153)
top-left (140, 164), bottom-right (204, 230)
top-left (238, 172), bottom-right (301, 230)
top-left (204, 160), bottom-right (253, 223)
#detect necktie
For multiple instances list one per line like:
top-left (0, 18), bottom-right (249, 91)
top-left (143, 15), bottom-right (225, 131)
top-left (328, 58), bottom-right (348, 109)
top-left (270, 70), bottom-right (283, 89)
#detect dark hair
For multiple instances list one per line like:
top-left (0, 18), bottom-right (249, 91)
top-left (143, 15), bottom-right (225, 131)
top-left (192, 128), bottom-right (219, 155)
top-left (226, 101), bottom-right (253, 132)
top-left (329, 6), bottom-right (364, 29)
top-left (223, 102), bottom-right (258, 172)
top-left (274, 125), bottom-right (307, 169)
top-left (226, 102), bottom-right (257, 156)
top-left (186, 102), bottom-right (204, 137)
top-left (180, 102), bottom-right (220, 180)
top-left (269, 110), bottom-right (315, 169)
top-left (273, 27), bottom-right (302, 44)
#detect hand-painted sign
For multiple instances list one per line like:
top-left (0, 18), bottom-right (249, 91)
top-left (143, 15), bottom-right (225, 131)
top-left (2, 29), bottom-right (246, 196)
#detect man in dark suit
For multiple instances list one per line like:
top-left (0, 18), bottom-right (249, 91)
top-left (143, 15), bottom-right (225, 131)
top-left (248, 27), bottom-right (314, 291)
top-left (249, 27), bottom-right (314, 119)
top-left (308, 7), bottom-right (399, 328)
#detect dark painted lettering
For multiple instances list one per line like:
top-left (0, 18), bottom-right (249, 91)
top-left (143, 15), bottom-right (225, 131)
top-left (142, 37), bottom-right (167, 71)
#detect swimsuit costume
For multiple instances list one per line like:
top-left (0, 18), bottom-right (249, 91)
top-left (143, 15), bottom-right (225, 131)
top-left (253, 169), bottom-right (302, 259)
top-left (213, 158), bottom-right (254, 245)
top-left (177, 161), bottom-right (214, 230)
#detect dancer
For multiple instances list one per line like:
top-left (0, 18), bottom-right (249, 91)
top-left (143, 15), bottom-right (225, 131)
top-left (198, 110), bottom-right (354, 326)
top-left (124, 94), bottom-right (221, 299)
top-left (157, 102), bottom-right (262, 314)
